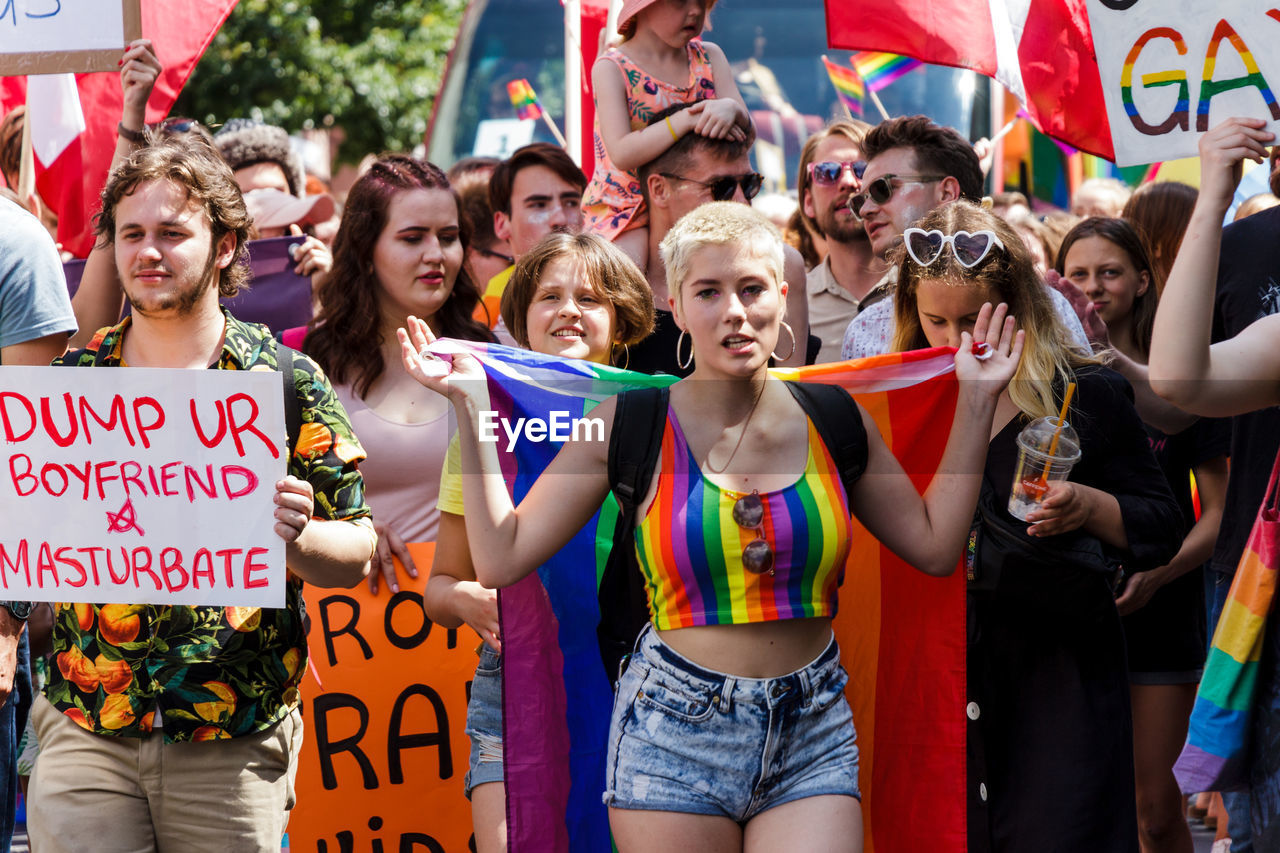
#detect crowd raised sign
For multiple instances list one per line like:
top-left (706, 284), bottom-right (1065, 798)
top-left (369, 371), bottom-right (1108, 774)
top-left (0, 366), bottom-right (287, 607)
top-left (0, 0), bottom-right (141, 74)
top-left (1087, 1), bottom-right (1280, 166)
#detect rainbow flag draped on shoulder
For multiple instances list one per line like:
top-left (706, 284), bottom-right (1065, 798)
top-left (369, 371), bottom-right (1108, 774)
top-left (432, 341), bottom-right (968, 853)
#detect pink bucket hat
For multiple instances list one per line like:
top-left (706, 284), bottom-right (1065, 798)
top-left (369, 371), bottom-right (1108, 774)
top-left (617, 0), bottom-right (715, 36)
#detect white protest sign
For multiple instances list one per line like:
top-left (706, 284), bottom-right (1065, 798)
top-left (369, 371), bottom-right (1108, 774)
top-left (0, 366), bottom-right (287, 607)
top-left (0, 0), bottom-right (141, 74)
top-left (1087, 1), bottom-right (1280, 167)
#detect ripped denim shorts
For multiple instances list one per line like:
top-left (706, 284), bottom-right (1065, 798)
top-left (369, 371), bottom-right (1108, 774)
top-left (603, 626), bottom-right (860, 822)
top-left (463, 642), bottom-right (503, 798)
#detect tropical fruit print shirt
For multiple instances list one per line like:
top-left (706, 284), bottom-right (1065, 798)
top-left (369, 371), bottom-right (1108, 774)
top-left (45, 311), bottom-right (372, 742)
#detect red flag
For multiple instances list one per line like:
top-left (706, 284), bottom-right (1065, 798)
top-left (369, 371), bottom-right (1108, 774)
top-left (824, 0), bottom-right (1115, 160)
top-left (0, 0), bottom-right (239, 257)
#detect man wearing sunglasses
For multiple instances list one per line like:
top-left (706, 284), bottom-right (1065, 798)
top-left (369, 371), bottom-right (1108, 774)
top-left (840, 116), bottom-right (1089, 361)
top-left (796, 119), bottom-right (887, 363)
top-left (626, 103), bottom-right (809, 374)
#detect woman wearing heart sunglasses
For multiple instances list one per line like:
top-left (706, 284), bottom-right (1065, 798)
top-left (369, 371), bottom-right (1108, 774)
top-left (891, 200), bottom-right (1183, 853)
top-left (1057, 217), bottom-right (1228, 853)
top-left (401, 202), bottom-right (1023, 852)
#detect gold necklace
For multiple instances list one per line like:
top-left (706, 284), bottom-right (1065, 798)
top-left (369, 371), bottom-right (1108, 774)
top-left (704, 380), bottom-right (767, 475)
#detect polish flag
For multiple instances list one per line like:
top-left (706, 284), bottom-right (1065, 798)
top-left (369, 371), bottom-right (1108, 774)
top-left (0, 0), bottom-right (240, 257)
top-left (824, 0), bottom-right (1115, 160)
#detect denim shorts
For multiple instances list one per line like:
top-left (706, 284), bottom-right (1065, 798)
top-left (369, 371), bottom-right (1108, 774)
top-left (463, 643), bottom-right (503, 798)
top-left (603, 626), bottom-right (860, 822)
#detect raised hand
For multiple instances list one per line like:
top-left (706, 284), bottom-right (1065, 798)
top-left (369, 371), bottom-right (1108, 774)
top-left (953, 302), bottom-right (1024, 399)
top-left (119, 39), bottom-right (160, 130)
top-left (397, 315), bottom-right (484, 400)
top-left (1197, 117), bottom-right (1275, 212)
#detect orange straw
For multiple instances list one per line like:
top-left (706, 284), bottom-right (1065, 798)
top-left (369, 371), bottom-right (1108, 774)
top-left (1039, 381), bottom-right (1077, 482)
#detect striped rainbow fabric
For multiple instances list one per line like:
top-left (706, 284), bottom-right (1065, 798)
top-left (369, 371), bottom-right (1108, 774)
top-left (851, 50), bottom-right (923, 92)
top-left (1175, 452), bottom-right (1280, 792)
top-left (822, 55), bottom-right (866, 117)
top-left (635, 417), bottom-right (853, 628)
top-left (429, 341), bottom-right (967, 853)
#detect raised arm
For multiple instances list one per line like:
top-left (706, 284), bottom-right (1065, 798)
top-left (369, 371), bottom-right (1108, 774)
top-left (398, 317), bottom-right (612, 588)
top-left (592, 59), bottom-right (704, 173)
top-left (70, 39), bottom-right (161, 347)
top-left (1149, 117), bottom-right (1280, 415)
top-left (847, 304), bottom-right (1023, 576)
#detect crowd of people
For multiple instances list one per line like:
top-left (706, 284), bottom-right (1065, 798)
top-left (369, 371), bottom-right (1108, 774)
top-left (3, 2), bottom-right (1280, 851)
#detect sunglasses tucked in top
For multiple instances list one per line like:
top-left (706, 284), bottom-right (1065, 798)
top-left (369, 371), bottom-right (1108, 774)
top-left (903, 228), bottom-right (1006, 269)
top-left (807, 161), bottom-right (866, 186)
top-left (661, 172), bottom-right (765, 202)
top-left (847, 174), bottom-right (945, 219)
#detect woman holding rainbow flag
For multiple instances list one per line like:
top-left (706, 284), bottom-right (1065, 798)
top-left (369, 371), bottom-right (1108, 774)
top-left (887, 200), bottom-right (1181, 852)
top-left (401, 202), bottom-right (1019, 852)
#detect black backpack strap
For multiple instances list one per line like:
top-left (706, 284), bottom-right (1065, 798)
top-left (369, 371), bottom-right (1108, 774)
top-left (608, 386), bottom-right (670, 515)
top-left (274, 341), bottom-right (305, 460)
top-left (784, 380), bottom-right (868, 499)
top-left (597, 386), bottom-right (669, 684)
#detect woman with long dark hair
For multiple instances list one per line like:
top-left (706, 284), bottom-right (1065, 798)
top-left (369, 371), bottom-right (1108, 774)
top-left (304, 155), bottom-right (492, 590)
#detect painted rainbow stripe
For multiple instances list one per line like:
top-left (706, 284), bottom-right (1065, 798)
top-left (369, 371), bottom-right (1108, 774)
top-left (822, 56), bottom-right (865, 116)
top-left (1196, 18), bottom-right (1280, 131)
top-left (1119, 28), bottom-right (1190, 137)
top-left (507, 78), bottom-right (543, 121)
top-left (852, 50), bottom-right (922, 92)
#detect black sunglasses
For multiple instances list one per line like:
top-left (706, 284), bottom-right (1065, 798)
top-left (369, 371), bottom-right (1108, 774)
top-left (847, 174), bottom-right (944, 219)
top-left (660, 171), bottom-right (764, 202)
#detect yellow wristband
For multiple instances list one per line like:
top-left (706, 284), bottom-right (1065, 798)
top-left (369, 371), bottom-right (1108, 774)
top-left (665, 116), bottom-right (679, 142)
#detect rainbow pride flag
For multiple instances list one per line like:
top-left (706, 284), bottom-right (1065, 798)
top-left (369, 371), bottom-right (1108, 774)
top-left (852, 51), bottom-right (923, 92)
top-left (507, 78), bottom-right (543, 121)
top-left (430, 341), bottom-right (967, 852)
top-left (1175, 454), bottom-right (1279, 792)
top-left (822, 55), bottom-right (865, 117)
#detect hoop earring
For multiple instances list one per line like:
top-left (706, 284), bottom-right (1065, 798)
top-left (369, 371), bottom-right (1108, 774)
top-left (771, 322), bottom-right (796, 362)
top-left (675, 329), bottom-right (694, 370)
top-left (616, 343), bottom-right (630, 371)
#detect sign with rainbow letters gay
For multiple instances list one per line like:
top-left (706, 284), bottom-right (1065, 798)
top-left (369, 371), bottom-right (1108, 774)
top-left (1086, 2), bottom-right (1280, 167)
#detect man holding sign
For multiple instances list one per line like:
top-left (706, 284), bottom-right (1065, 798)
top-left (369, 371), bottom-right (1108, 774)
top-left (26, 134), bottom-right (376, 852)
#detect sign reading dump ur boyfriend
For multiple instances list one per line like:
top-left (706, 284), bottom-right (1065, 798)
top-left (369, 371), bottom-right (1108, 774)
top-left (1087, 1), bottom-right (1280, 167)
top-left (0, 367), bottom-right (287, 607)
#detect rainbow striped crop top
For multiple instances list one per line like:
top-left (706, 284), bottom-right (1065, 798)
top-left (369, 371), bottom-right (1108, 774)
top-left (634, 408), bottom-right (855, 630)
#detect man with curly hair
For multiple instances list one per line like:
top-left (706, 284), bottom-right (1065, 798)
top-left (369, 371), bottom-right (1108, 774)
top-left (26, 132), bottom-right (376, 852)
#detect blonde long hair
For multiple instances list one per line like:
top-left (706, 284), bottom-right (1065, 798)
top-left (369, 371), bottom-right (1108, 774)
top-left (891, 201), bottom-right (1102, 421)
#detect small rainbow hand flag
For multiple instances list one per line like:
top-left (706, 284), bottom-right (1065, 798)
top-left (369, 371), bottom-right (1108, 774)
top-left (852, 51), bottom-right (923, 92)
top-left (507, 78), bottom-right (543, 121)
top-left (822, 56), bottom-right (865, 117)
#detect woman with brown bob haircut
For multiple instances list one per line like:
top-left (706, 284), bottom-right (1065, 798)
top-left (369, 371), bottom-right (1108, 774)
top-left (427, 229), bottom-right (653, 852)
top-left (499, 231), bottom-right (656, 366)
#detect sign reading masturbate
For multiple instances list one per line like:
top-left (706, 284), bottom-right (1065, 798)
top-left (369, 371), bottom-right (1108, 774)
top-left (0, 367), bottom-right (287, 607)
top-left (1087, 1), bottom-right (1280, 166)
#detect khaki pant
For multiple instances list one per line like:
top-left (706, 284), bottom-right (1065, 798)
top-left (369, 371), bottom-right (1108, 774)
top-left (27, 694), bottom-right (302, 853)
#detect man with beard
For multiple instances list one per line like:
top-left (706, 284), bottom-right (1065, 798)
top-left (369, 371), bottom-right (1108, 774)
top-left (627, 102), bottom-right (809, 374)
top-left (27, 133), bottom-right (376, 852)
top-left (797, 119), bottom-right (885, 363)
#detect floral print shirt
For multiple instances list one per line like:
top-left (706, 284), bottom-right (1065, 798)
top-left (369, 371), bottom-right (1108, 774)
top-left (45, 311), bottom-right (372, 742)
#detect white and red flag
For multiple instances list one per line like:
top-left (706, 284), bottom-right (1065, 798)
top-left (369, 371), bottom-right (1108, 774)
top-left (0, 0), bottom-right (239, 257)
top-left (825, 0), bottom-right (1115, 160)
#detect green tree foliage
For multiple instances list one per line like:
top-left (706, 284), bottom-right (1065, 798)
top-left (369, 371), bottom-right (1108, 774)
top-left (173, 0), bottom-right (468, 162)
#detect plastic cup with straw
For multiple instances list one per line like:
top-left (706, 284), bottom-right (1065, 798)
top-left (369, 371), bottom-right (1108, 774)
top-left (1008, 381), bottom-right (1082, 521)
